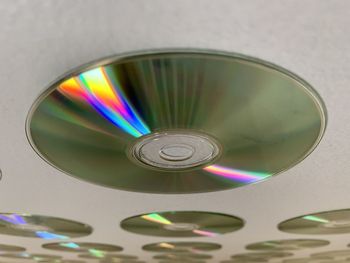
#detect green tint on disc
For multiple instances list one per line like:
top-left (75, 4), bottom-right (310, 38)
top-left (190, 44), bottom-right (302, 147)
top-left (311, 250), bottom-right (350, 259)
top-left (142, 241), bottom-right (221, 253)
top-left (120, 211), bottom-right (243, 237)
top-left (0, 244), bottom-right (26, 252)
top-left (153, 253), bottom-right (213, 260)
top-left (279, 209), bottom-right (350, 235)
top-left (246, 239), bottom-right (329, 251)
top-left (27, 49), bottom-right (326, 194)
top-left (231, 252), bottom-right (293, 260)
top-left (79, 253), bottom-right (137, 260)
top-left (0, 253), bottom-right (62, 260)
top-left (0, 213), bottom-right (92, 239)
top-left (42, 242), bottom-right (122, 253)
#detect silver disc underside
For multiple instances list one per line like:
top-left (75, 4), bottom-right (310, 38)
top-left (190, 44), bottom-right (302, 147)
top-left (27, 49), bottom-right (326, 193)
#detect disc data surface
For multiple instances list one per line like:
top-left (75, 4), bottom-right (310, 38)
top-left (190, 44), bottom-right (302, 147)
top-left (246, 239), bottom-right (329, 251)
top-left (0, 213), bottom-right (92, 239)
top-left (279, 209), bottom-right (350, 235)
top-left (142, 241), bottom-right (221, 253)
top-left (27, 50), bottom-right (326, 193)
top-left (42, 242), bottom-right (123, 253)
top-left (120, 211), bottom-right (243, 237)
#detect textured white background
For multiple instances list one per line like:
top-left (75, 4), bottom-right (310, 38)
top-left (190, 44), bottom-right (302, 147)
top-left (0, 0), bottom-right (350, 262)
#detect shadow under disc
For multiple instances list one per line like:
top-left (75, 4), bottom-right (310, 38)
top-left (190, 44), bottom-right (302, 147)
top-left (121, 210), bottom-right (243, 237)
top-left (279, 209), bottom-right (350, 235)
top-left (27, 49), bottom-right (326, 194)
top-left (0, 213), bottom-right (92, 239)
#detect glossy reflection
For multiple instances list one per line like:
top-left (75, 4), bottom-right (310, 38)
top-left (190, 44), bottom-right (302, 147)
top-left (28, 50), bottom-right (326, 193)
top-left (0, 213), bottom-right (92, 239)
top-left (121, 211), bottom-right (243, 237)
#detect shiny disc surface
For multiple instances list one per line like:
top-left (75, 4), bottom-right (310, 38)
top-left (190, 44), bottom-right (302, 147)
top-left (279, 209), bottom-right (350, 235)
top-left (0, 244), bottom-right (26, 252)
top-left (0, 213), bottom-right (92, 239)
top-left (120, 211), bottom-right (243, 237)
top-left (246, 239), bottom-right (329, 251)
top-left (142, 241), bottom-right (221, 253)
top-left (0, 252), bottom-right (62, 260)
top-left (42, 242), bottom-right (123, 253)
top-left (79, 253), bottom-right (137, 260)
top-left (231, 252), bottom-right (293, 260)
top-left (311, 250), bottom-right (350, 259)
top-left (27, 50), bottom-right (326, 194)
top-left (153, 253), bottom-right (212, 260)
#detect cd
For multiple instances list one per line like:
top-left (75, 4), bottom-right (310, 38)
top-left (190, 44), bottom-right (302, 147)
top-left (246, 239), bottom-right (329, 251)
top-left (79, 253), bottom-right (137, 260)
top-left (0, 213), bottom-right (92, 239)
top-left (153, 253), bottom-right (212, 260)
top-left (42, 242), bottom-right (123, 253)
top-left (60, 261), bottom-right (86, 263)
top-left (231, 252), bottom-right (293, 260)
top-left (283, 258), bottom-right (334, 263)
top-left (142, 241), bottom-right (221, 253)
top-left (311, 250), bottom-right (350, 259)
top-left (0, 252), bottom-right (62, 261)
top-left (279, 209), bottom-right (350, 235)
top-left (27, 49), bottom-right (326, 194)
top-left (120, 211), bottom-right (243, 237)
top-left (0, 244), bottom-right (26, 252)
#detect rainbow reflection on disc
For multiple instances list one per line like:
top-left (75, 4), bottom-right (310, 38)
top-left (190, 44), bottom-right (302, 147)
top-left (121, 211), bottom-right (243, 238)
top-left (246, 239), bottom-right (329, 251)
top-left (279, 209), bottom-right (350, 235)
top-left (27, 49), bottom-right (326, 194)
top-left (42, 242), bottom-right (122, 253)
top-left (142, 241), bottom-right (221, 253)
top-left (0, 213), bottom-right (92, 239)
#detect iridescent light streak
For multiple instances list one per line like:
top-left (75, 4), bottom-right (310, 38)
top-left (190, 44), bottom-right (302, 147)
top-left (203, 165), bottom-right (270, 183)
top-left (159, 243), bottom-right (175, 249)
top-left (58, 67), bottom-right (150, 138)
top-left (88, 249), bottom-right (105, 258)
top-left (0, 214), bottom-right (26, 225)
top-left (141, 213), bottom-right (172, 225)
top-left (302, 215), bottom-right (329, 223)
top-left (60, 242), bottom-right (80, 249)
top-left (141, 213), bottom-right (219, 237)
top-left (35, 231), bottom-right (69, 240)
top-left (192, 229), bottom-right (218, 237)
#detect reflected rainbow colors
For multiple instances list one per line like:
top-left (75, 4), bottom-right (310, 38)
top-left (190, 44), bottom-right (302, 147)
top-left (58, 67), bottom-right (150, 138)
top-left (141, 213), bottom-right (218, 238)
top-left (0, 214), bottom-right (68, 240)
top-left (58, 66), bottom-right (270, 184)
top-left (203, 165), bottom-right (270, 183)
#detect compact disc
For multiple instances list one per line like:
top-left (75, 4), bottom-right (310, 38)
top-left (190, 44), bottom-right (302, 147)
top-left (311, 250), bottom-right (350, 259)
top-left (0, 213), bottom-right (92, 239)
top-left (0, 252), bottom-right (62, 261)
top-left (0, 244), bottom-right (26, 252)
top-left (27, 49), bottom-right (326, 194)
top-left (283, 258), bottom-right (334, 263)
top-left (120, 211), bottom-right (243, 237)
top-left (153, 253), bottom-right (213, 260)
top-left (279, 209), bottom-right (350, 235)
top-left (42, 242), bottom-right (122, 253)
top-left (231, 252), bottom-right (293, 260)
top-left (79, 253), bottom-right (137, 260)
top-left (246, 239), bottom-right (329, 251)
top-left (142, 241), bottom-right (221, 253)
